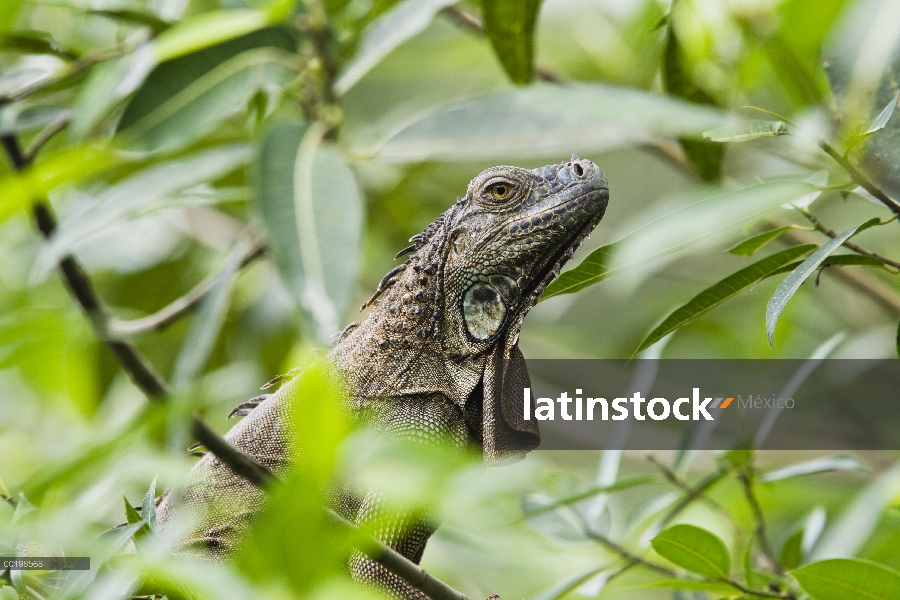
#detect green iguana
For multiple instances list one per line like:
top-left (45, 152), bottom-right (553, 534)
top-left (156, 157), bottom-right (609, 599)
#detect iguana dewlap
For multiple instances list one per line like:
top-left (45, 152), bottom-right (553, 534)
top-left (157, 157), bottom-right (609, 599)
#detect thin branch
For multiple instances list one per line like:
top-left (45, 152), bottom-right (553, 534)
top-left (580, 524), bottom-right (675, 578)
top-left (192, 416), bottom-right (275, 487)
top-left (726, 578), bottom-right (793, 599)
top-left (648, 456), bottom-right (742, 540)
top-left (659, 470), bottom-right (728, 527)
top-left (737, 469), bottom-right (784, 577)
top-left (819, 141), bottom-right (900, 216)
top-left (111, 241), bottom-right (266, 337)
top-left (802, 212), bottom-right (900, 270)
top-left (23, 114), bottom-right (71, 162)
top-left (442, 4), bottom-right (567, 84)
top-left (1, 134), bottom-right (170, 399)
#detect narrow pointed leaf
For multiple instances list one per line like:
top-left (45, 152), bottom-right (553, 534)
top-left (151, 10), bottom-right (270, 63)
top-left (863, 92), bottom-right (899, 136)
top-left (651, 524), bottom-right (731, 579)
top-left (123, 496), bottom-right (143, 525)
top-left (762, 455), bottom-right (867, 483)
top-left (635, 245), bottom-right (817, 354)
top-left (704, 120), bottom-right (787, 142)
top-left (334, 0), bottom-right (456, 95)
top-left (766, 225), bottom-right (860, 345)
top-left (483, 0), bottom-right (544, 84)
top-left (141, 476), bottom-right (158, 532)
top-left (543, 181), bottom-right (817, 299)
top-left (727, 226), bottom-right (797, 256)
top-left (792, 558), bottom-right (900, 600)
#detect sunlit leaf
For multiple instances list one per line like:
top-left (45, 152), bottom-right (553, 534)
top-left (762, 455), bottom-right (867, 483)
top-left (862, 92), bottom-right (899, 136)
top-left (704, 120), bottom-right (788, 142)
top-left (766, 225), bottom-right (860, 345)
top-left (543, 181), bottom-right (817, 300)
top-left (792, 558), bottom-right (900, 600)
top-left (151, 10), bottom-right (271, 63)
top-left (257, 121), bottom-right (365, 340)
top-left (483, 0), bottom-right (544, 84)
top-left (334, 0), bottom-right (456, 95)
top-left (651, 524), bottom-right (730, 580)
top-left (0, 144), bottom-right (121, 225)
top-left (371, 84), bottom-right (728, 161)
top-left (635, 245), bottom-right (817, 354)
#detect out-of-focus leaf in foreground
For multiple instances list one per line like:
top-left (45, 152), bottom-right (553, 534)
top-left (371, 84), bottom-right (728, 161)
top-left (257, 121), bottom-right (365, 340)
top-left (542, 181), bottom-right (817, 300)
top-left (704, 120), bottom-right (788, 142)
top-left (761, 455), bottom-right (867, 483)
top-left (792, 558), bottom-right (900, 600)
top-left (483, 0), bottom-right (544, 84)
top-left (635, 245), bottom-right (817, 355)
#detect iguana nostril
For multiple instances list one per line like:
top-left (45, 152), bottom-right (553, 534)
top-left (573, 162), bottom-right (584, 177)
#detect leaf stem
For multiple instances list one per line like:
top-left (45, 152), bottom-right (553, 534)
top-left (737, 469), bottom-right (784, 576)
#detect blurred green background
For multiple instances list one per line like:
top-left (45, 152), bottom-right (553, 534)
top-left (1, 0), bottom-right (899, 597)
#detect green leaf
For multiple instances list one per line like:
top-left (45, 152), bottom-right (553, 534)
top-left (651, 524), bottom-right (731, 579)
top-left (639, 578), bottom-right (739, 595)
top-left (123, 496), bottom-right (143, 525)
top-left (334, 0), bottom-right (456, 95)
top-left (635, 245), bottom-right (817, 354)
top-left (662, 5), bottom-right (723, 182)
top-left (90, 9), bottom-right (173, 33)
top-left (766, 225), bottom-right (860, 345)
top-left (849, 92), bottom-right (899, 147)
top-left (727, 226), bottom-right (797, 256)
top-left (371, 84), bottom-right (728, 161)
top-left (0, 586), bottom-right (18, 600)
top-left (792, 558), bottom-right (900, 600)
top-left (119, 47), bottom-right (297, 153)
top-left (0, 0), bottom-right (22, 35)
top-left (542, 181), bottom-right (817, 300)
top-left (762, 455), bottom-right (867, 483)
top-left (704, 120), bottom-right (788, 142)
top-left (151, 10), bottom-right (271, 63)
top-left (257, 121), bottom-right (365, 340)
top-left (483, 0), bottom-right (544, 84)
top-left (781, 530), bottom-right (803, 570)
top-left (0, 106), bottom-right (69, 136)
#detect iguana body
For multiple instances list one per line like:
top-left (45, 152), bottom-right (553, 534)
top-left (157, 158), bottom-right (609, 598)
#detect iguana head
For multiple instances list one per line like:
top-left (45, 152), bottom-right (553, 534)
top-left (440, 156), bottom-right (609, 355)
top-left (344, 157), bottom-right (607, 463)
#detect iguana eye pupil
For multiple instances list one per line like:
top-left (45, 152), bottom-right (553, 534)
top-left (491, 184), bottom-right (508, 198)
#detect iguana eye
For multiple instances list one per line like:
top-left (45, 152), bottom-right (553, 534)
top-left (490, 183), bottom-right (510, 199)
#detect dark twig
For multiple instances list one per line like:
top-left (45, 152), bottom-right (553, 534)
top-left (819, 141), bottom-right (900, 216)
top-left (580, 524), bottom-right (675, 578)
top-left (659, 470), bottom-right (728, 527)
top-left (737, 469), bottom-right (784, 576)
top-left (802, 212), bottom-right (900, 270)
top-left (111, 241), bottom-right (266, 336)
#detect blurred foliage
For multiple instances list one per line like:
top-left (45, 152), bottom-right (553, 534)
top-left (1, 0), bottom-right (900, 598)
